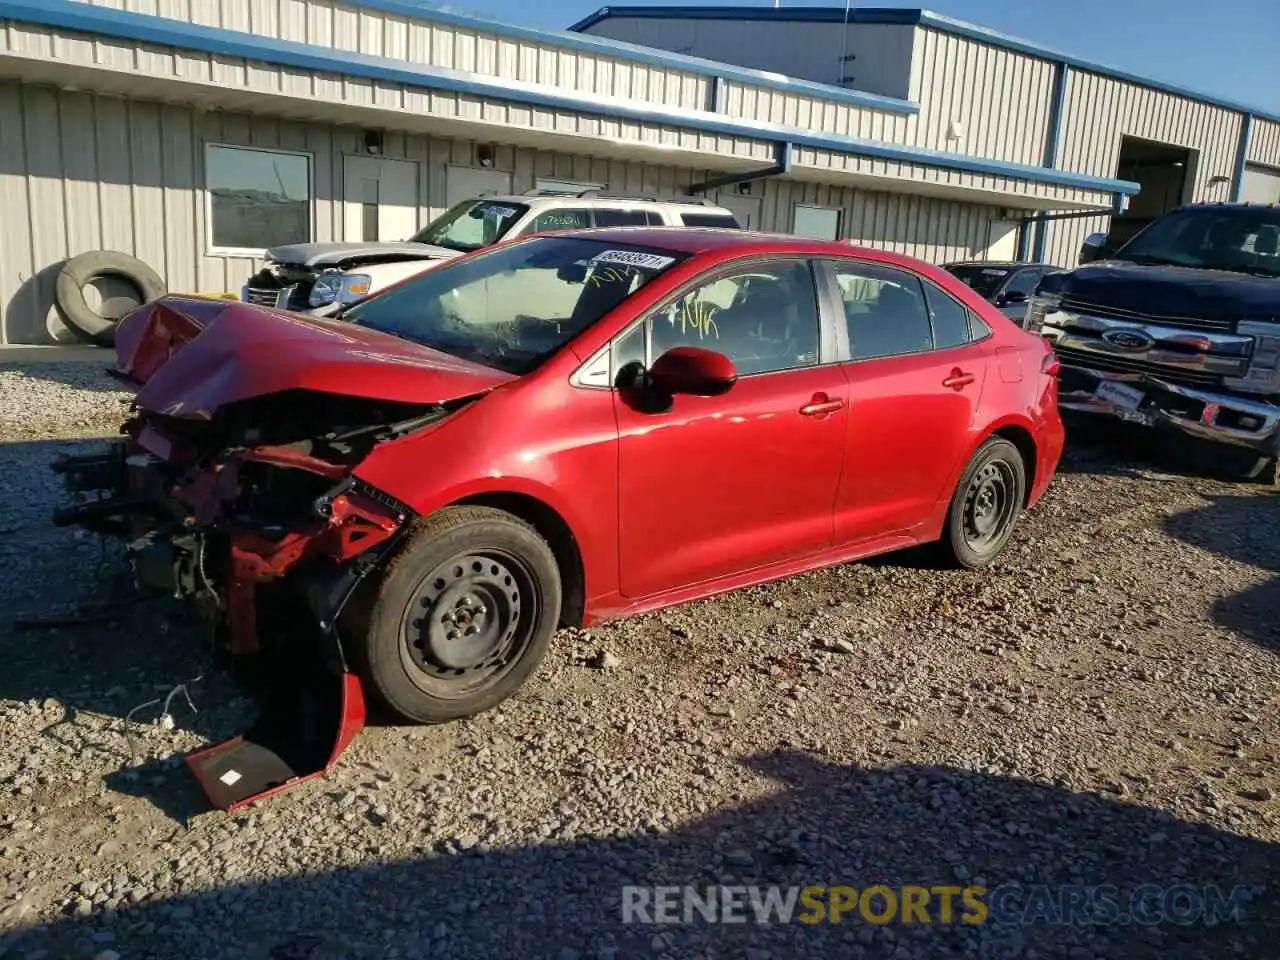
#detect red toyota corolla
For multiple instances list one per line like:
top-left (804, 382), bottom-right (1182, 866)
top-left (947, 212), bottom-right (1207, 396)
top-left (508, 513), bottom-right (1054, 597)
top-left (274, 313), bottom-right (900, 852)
top-left (55, 228), bottom-right (1062, 742)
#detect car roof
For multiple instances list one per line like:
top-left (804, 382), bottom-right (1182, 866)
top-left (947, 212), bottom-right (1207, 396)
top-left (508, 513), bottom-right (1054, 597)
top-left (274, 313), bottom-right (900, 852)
top-left (944, 260), bottom-right (1032, 268)
top-left (476, 194), bottom-right (735, 212)
top-left (539, 226), bottom-right (902, 259)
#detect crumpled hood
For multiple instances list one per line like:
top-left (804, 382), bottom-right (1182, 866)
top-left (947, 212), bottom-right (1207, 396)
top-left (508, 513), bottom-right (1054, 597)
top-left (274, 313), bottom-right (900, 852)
top-left (265, 241), bottom-right (462, 267)
top-left (115, 296), bottom-right (515, 419)
top-left (1039, 260), bottom-right (1280, 318)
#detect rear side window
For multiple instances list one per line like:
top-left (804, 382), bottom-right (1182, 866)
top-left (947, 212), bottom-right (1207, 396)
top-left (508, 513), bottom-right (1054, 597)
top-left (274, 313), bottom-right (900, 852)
top-left (530, 208), bottom-right (592, 232)
top-left (827, 261), bottom-right (933, 361)
top-left (922, 281), bottom-right (971, 350)
top-left (679, 212), bottom-right (742, 228)
top-left (594, 209), bottom-right (650, 227)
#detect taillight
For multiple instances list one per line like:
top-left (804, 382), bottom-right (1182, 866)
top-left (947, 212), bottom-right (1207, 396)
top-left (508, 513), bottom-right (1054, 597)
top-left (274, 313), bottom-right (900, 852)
top-left (1041, 352), bottom-right (1061, 377)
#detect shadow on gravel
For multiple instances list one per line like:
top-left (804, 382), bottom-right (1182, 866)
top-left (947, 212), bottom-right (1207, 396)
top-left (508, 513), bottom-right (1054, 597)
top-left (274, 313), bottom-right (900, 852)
top-left (5, 750), bottom-right (1277, 960)
top-left (1058, 415), bottom-right (1263, 486)
top-left (1163, 491), bottom-right (1280, 652)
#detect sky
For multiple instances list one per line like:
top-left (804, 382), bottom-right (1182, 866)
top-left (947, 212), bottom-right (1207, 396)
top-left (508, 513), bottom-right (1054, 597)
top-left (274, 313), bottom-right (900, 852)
top-left (453, 0), bottom-right (1280, 115)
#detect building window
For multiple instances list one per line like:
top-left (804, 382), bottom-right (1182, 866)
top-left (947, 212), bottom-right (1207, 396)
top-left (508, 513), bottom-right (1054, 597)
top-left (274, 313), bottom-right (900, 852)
top-left (206, 144), bottom-right (312, 253)
top-left (793, 204), bottom-right (842, 241)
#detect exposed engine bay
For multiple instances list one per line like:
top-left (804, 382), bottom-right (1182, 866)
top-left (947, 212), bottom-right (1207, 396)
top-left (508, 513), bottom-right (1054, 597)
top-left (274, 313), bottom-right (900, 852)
top-left (49, 293), bottom-right (512, 811)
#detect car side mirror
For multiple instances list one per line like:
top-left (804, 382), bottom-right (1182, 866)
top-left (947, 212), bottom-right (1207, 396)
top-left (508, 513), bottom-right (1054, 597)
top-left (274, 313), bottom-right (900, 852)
top-left (647, 346), bottom-right (737, 397)
top-left (998, 290), bottom-right (1029, 305)
top-left (1079, 232), bottom-right (1109, 264)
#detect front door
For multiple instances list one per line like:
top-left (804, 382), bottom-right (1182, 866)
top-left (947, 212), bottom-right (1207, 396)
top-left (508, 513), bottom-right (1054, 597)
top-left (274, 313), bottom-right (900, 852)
top-left (822, 258), bottom-right (990, 542)
top-left (343, 156), bottom-right (419, 242)
top-left (615, 258), bottom-right (847, 599)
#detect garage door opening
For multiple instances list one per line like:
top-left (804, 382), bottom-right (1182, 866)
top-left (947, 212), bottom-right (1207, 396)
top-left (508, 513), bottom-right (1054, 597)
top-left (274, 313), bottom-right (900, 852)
top-left (1110, 136), bottom-right (1195, 249)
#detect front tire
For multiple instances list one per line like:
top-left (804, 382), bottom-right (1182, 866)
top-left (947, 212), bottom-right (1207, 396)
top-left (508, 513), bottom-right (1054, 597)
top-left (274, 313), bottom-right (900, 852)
top-left (941, 437), bottom-right (1027, 570)
top-left (356, 506), bottom-right (562, 724)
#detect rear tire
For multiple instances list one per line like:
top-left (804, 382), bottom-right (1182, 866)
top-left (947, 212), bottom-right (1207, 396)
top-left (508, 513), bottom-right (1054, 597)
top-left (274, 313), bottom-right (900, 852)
top-left (356, 506), bottom-right (561, 724)
top-left (941, 437), bottom-right (1027, 570)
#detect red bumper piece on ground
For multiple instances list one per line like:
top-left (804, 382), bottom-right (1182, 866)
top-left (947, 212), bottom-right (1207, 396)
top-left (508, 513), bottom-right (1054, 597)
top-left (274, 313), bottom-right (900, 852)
top-left (184, 671), bottom-right (366, 813)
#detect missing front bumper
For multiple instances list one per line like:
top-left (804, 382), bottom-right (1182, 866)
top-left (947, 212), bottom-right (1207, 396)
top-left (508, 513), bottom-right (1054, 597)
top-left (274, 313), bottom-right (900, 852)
top-left (1058, 367), bottom-right (1280, 457)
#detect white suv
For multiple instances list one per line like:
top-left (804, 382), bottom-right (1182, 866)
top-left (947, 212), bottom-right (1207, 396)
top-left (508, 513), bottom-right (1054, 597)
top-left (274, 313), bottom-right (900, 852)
top-left (241, 190), bottom-right (742, 317)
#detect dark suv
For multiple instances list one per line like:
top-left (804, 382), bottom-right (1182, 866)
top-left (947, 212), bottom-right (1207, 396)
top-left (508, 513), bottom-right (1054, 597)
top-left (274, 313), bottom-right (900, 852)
top-left (1026, 202), bottom-right (1280, 481)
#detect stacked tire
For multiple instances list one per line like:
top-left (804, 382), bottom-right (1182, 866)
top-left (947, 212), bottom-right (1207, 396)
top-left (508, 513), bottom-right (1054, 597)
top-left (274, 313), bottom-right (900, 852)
top-left (54, 251), bottom-right (166, 347)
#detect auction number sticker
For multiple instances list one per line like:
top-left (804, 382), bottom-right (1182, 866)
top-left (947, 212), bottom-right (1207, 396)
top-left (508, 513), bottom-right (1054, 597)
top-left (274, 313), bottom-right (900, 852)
top-left (590, 250), bottom-right (676, 270)
top-left (479, 204), bottom-right (519, 218)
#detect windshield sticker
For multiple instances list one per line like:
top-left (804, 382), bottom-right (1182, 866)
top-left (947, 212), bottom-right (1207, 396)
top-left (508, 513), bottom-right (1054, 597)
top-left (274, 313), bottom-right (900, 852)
top-left (590, 250), bottom-right (676, 270)
top-left (478, 204), bottom-right (520, 219)
top-left (981, 268), bottom-right (1009, 276)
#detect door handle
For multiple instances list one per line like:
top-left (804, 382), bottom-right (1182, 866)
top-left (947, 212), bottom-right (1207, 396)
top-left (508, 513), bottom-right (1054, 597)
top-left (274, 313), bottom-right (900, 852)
top-left (800, 393), bottom-right (846, 417)
top-left (942, 369), bottom-right (976, 390)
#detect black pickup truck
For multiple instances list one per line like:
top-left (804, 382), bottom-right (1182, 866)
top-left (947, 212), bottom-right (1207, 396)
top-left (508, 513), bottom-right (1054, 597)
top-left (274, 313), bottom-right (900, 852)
top-left (1026, 202), bottom-right (1280, 482)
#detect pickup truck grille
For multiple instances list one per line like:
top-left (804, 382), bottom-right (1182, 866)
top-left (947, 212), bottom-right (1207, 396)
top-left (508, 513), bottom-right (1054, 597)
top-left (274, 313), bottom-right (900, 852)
top-left (1051, 344), bottom-right (1224, 389)
top-left (1058, 297), bottom-right (1235, 335)
top-left (243, 277), bottom-right (314, 310)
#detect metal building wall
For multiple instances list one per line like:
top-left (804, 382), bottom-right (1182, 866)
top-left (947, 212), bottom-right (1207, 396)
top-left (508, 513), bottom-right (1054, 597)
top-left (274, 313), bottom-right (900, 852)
top-left (1044, 69), bottom-right (1245, 266)
top-left (751, 179), bottom-right (1023, 265)
top-left (906, 27), bottom-right (1055, 166)
top-left (1249, 118), bottom-right (1280, 168)
top-left (576, 17), bottom-right (916, 100)
top-left (0, 81), bottom-right (722, 345)
top-left (57, 0), bottom-right (911, 134)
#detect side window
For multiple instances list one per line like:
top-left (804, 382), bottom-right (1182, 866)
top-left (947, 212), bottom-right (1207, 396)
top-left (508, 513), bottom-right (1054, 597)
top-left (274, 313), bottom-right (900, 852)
top-left (1003, 267), bottom-right (1043, 298)
top-left (611, 322), bottom-right (646, 385)
top-left (922, 280), bottom-right (971, 350)
top-left (967, 311), bottom-right (993, 341)
top-left (679, 213), bottom-right (742, 228)
top-left (594, 209), bottom-right (650, 227)
top-left (648, 261), bottom-right (820, 376)
top-left (827, 261), bottom-right (933, 361)
top-left (645, 211), bottom-right (665, 225)
top-left (530, 208), bottom-right (592, 233)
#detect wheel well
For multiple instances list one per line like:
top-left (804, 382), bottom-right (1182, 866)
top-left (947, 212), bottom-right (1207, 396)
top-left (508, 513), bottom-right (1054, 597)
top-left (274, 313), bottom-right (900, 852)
top-left (994, 425), bottom-right (1037, 505)
top-left (453, 492), bottom-right (586, 628)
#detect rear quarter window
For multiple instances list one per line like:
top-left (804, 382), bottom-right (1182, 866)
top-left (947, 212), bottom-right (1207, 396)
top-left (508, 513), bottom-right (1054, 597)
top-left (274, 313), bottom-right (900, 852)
top-left (679, 213), bottom-right (742, 228)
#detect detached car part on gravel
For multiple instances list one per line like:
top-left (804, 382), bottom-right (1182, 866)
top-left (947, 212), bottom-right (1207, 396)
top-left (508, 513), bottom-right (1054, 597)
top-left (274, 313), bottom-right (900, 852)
top-left (52, 229), bottom-right (1063, 812)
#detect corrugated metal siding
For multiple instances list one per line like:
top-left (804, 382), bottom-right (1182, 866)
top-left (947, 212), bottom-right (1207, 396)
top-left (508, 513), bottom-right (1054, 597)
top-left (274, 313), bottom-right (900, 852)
top-left (1249, 118), bottom-right (1280, 169)
top-left (63, 0), bottom-right (710, 110)
top-left (754, 178), bottom-right (1022, 264)
top-left (0, 20), bottom-right (773, 164)
top-left (906, 27), bottom-right (1054, 163)
top-left (1045, 68), bottom-right (1244, 266)
top-left (0, 80), bottom-right (738, 345)
top-left (578, 18), bottom-right (916, 101)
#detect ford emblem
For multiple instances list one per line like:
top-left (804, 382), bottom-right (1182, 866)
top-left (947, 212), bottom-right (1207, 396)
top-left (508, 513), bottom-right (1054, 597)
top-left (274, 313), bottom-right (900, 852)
top-left (1101, 329), bottom-right (1154, 351)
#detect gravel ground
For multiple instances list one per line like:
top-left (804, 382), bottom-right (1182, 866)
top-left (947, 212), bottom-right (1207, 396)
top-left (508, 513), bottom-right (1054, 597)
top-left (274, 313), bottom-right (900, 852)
top-left (1, 360), bottom-right (1278, 960)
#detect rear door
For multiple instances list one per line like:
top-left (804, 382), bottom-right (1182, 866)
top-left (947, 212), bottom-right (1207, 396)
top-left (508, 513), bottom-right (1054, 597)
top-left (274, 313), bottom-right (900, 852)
top-left (820, 258), bottom-right (993, 543)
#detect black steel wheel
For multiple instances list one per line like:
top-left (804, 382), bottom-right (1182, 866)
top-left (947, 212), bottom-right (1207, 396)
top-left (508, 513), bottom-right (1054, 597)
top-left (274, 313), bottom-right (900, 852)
top-left (941, 437), bottom-right (1027, 570)
top-left (356, 507), bottom-right (561, 724)
top-left (399, 550), bottom-right (539, 701)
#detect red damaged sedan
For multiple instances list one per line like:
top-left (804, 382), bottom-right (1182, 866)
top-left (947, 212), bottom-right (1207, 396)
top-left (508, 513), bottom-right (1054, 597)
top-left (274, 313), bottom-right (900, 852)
top-left (54, 229), bottom-right (1062, 808)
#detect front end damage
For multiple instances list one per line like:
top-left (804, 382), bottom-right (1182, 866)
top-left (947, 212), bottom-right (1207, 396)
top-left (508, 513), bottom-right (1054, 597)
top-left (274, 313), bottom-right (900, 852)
top-left (52, 403), bottom-right (429, 810)
top-left (50, 297), bottom-right (493, 812)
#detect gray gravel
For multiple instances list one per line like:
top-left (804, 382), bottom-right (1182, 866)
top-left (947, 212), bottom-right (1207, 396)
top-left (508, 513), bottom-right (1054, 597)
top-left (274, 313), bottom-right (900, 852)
top-left (1, 367), bottom-right (1278, 960)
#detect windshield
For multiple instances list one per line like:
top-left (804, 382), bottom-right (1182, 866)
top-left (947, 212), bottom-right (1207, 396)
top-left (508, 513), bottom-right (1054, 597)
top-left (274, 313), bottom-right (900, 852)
top-left (1114, 207), bottom-right (1280, 277)
top-left (945, 265), bottom-right (1011, 300)
top-left (342, 236), bottom-right (689, 374)
top-left (408, 199), bottom-right (529, 253)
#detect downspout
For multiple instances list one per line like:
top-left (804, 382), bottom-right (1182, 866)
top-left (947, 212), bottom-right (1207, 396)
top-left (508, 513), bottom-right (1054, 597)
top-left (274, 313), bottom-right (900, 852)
top-left (1231, 114), bottom-right (1253, 202)
top-left (1032, 61), bottom-right (1069, 262)
top-left (687, 141), bottom-right (793, 195)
